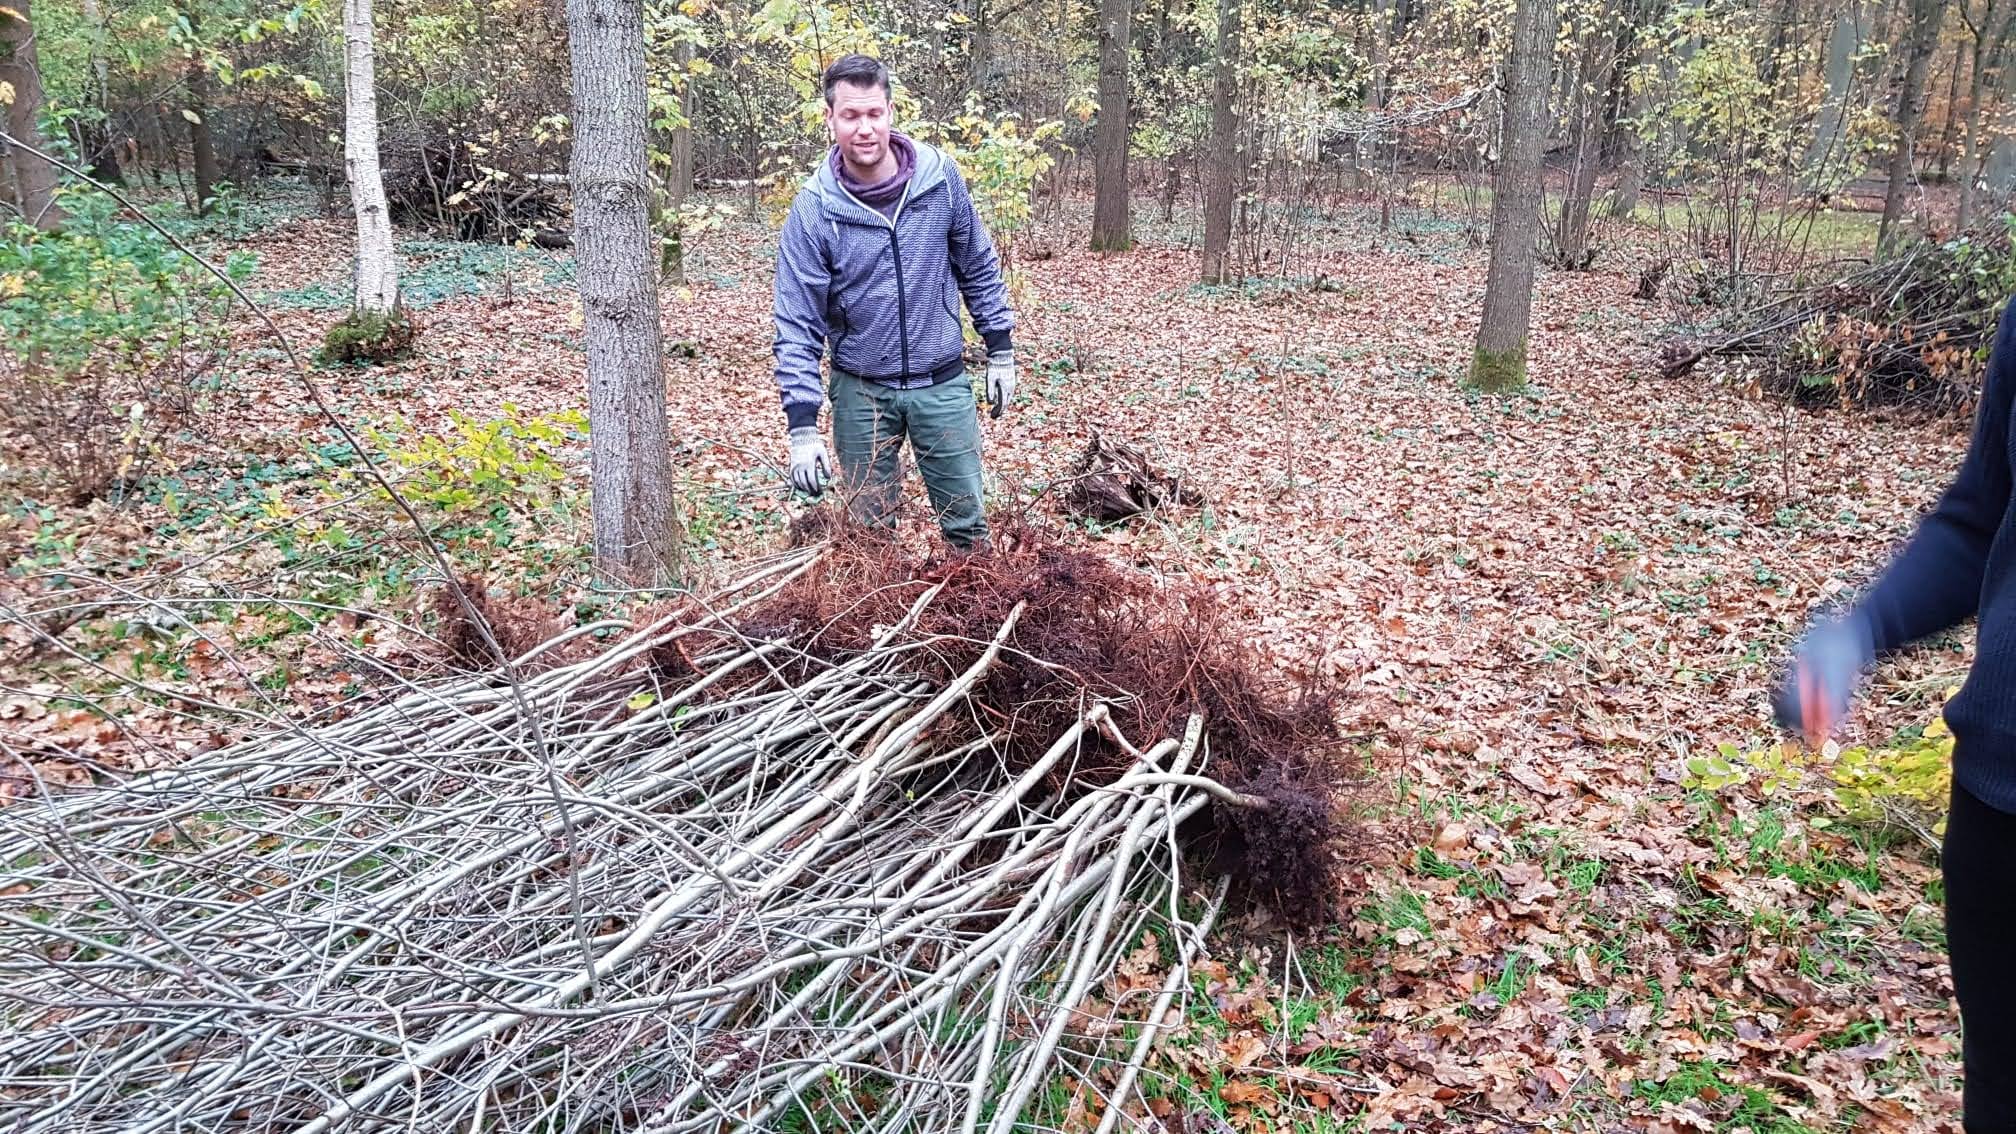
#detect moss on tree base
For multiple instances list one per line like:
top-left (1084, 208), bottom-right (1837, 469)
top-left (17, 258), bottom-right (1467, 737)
top-left (1467, 342), bottom-right (1529, 393)
top-left (321, 308), bottom-right (416, 365)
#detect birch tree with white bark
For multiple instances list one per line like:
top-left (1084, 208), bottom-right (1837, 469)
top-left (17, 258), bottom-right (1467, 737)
top-left (344, 0), bottom-right (399, 319)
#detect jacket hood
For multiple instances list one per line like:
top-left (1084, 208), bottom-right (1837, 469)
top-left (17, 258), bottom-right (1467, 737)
top-left (806, 136), bottom-right (947, 225)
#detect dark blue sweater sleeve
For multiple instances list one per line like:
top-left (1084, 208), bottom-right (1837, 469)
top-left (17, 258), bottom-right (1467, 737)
top-left (1854, 302), bottom-right (2016, 655)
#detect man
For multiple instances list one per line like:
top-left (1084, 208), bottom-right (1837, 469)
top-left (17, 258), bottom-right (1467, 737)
top-left (771, 53), bottom-right (1017, 551)
top-left (1775, 303), bottom-right (2016, 1130)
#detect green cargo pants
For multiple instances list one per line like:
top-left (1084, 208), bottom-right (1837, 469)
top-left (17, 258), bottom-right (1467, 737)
top-left (829, 368), bottom-right (989, 549)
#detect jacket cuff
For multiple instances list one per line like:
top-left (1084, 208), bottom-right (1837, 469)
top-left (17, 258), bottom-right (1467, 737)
top-left (982, 329), bottom-right (1013, 357)
top-left (784, 401), bottom-right (820, 431)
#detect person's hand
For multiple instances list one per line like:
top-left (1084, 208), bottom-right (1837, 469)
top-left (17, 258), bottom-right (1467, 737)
top-left (788, 427), bottom-right (830, 496)
top-left (985, 351), bottom-right (1015, 418)
top-left (1772, 613), bottom-right (1875, 746)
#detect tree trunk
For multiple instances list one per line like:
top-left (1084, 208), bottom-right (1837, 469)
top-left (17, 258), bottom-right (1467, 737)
top-left (1605, 47), bottom-right (1648, 216)
top-left (970, 0), bottom-right (993, 92)
top-left (1880, 0), bottom-right (1948, 249)
top-left (1470, 0), bottom-right (1559, 393)
top-left (1960, 96), bottom-right (1985, 227)
top-left (1805, 2), bottom-right (1864, 188)
top-left (76, 0), bottom-right (121, 184)
top-left (1199, 0), bottom-right (1240, 284)
top-left (1604, 0), bottom-right (1657, 217)
top-left (184, 4), bottom-right (222, 216)
top-left (1959, 1), bottom-right (2013, 226)
top-left (1347, 0), bottom-right (1396, 191)
top-left (1757, 0), bottom-right (1797, 91)
top-left (1938, 38), bottom-right (1967, 180)
top-left (1960, 5), bottom-right (1993, 227)
top-left (1090, 0), bottom-right (1132, 251)
top-left (1989, 29), bottom-right (2016, 203)
top-left (1368, 0), bottom-right (1393, 111)
top-left (663, 38), bottom-right (695, 282)
top-left (1554, 10), bottom-right (1612, 266)
top-left (567, 0), bottom-right (685, 585)
top-left (343, 0), bottom-right (398, 314)
top-left (0, 0), bottom-right (63, 230)
top-left (1597, 0), bottom-right (1634, 163)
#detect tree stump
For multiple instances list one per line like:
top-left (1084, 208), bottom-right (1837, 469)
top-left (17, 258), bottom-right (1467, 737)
top-left (1061, 433), bottom-right (1202, 522)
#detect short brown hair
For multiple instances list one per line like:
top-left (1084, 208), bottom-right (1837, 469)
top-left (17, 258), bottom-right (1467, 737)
top-left (823, 54), bottom-right (891, 105)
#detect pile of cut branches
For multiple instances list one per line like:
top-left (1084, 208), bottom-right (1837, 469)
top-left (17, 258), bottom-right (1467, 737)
top-left (0, 527), bottom-right (1352, 1132)
top-left (1663, 224), bottom-right (2016, 412)
top-left (380, 136), bottom-right (567, 243)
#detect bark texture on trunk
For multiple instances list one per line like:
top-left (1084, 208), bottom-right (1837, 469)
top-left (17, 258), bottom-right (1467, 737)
top-left (343, 0), bottom-right (399, 314)
top-left (1879, 0), bottom-right (1948, 249)
top-left (1958, 0), bottom-right (2011, 228)
top-left (1470, 0), bottom-right (1559, 393)
top-left (663, 38), bottom-right (695, 281)
top-left (1554, 5), bottom-right (1613, 267)
top-left (77, 0), bottom-right (122, 184)
top-left (1988, 28), bottom-right (2016, 207)
top-left (1199, 0), bottom-right (1240, 284)
top-left (567, 0), bottom-right (685, 584)
top-left (1805, 3), bottom-right (1865, 188)
top-left (1604, 0), bottom-right (1658, 218)
top-left (0, 0), bottom-right (64, 230)
top-left (1090, 0), bottom-right (1133, 251)
top-left (180, 2), bottom-right (222, 215)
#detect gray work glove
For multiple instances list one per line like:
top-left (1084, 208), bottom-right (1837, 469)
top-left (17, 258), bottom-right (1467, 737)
top-left (788, 426), bottom-right (831, 496)
top-left (1771, 612), bottom-right (1876, 746)
top-left (985, 350), bottom-right (1015, 419)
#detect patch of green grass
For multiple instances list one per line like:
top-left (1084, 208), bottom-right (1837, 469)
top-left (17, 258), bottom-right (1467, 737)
top-left (1304, 943), bottom-right (1360, 999)
top-left (1363, 887), bottom-right (1433, 941)
top-left (396, 239), bottom-right (528, 305)
top-left (1594, 932), bottom-right (1633, 974)
top-left (1634, 1059), bottom-right (1814, 1134)
top-left (1568, 986), bottom-right (1609, 1021)
top-left (1185, 974), bottom-right (1230, 1035)
top-left (1413, 847), bottom-right (1464, 880)
top-left (1560, 857), bottom-right (1604, 893)
top-left (1822, 1017), bottom-right (1886, 1051)
top-left (1766, 835), bottom-right (1883, 894)
top-left (263, 280), bottom-right (350, 310)
top-left (1484, 952), bottom-right (1531, 1006)
top-left (1281, 996), bottom-right (1324, 1038)
top-left (1807, 907), bottom-right (1883, 985)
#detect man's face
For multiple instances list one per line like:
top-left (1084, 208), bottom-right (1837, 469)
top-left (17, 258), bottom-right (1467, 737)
top-left (825, 81), bottom-right (892, 175)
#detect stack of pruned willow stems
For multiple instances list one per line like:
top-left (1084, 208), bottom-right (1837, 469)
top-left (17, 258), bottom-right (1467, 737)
top-left (1, 547), bottom-right (1259, 1133)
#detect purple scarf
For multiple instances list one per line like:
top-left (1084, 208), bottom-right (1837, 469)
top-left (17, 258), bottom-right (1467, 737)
top-left (832, 132), bottom-right (916, 218)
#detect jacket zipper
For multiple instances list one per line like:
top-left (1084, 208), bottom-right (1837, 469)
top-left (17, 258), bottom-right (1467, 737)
top-left (838, 176), bottom-right (917, 381)
top-left (887, 184), bottom-right (913, 380)
top-left (889, 228), bottom-right (911, 380)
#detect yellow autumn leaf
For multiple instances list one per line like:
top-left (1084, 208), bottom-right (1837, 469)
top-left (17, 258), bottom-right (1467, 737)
top-left (0, 273), bottom-right (23, 298)
top-left (181, 109), bottom-right (203, 125)
top-left (0, 81), bottom-right (14, 106)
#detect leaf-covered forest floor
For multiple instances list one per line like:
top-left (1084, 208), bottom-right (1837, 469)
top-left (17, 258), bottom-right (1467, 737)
top-left (0, 182), bottom-right (1975, 1131)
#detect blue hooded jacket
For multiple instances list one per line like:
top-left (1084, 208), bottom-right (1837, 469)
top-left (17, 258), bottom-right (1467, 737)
top-left (771, 139), bottom-right (1016, 430)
